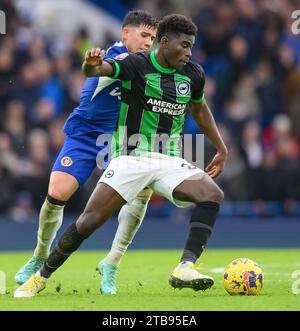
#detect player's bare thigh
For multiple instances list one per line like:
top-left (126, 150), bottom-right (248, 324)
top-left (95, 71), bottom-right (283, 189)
top-left (173, 172), bottom-right (224, 204)
top-left (76, 182), bottom-right (126, 237)
top-left (48, 171), bottom-right (80, 201)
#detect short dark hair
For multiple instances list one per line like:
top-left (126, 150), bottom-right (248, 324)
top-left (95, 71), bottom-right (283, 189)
top-left (122, 10), bottom-right (158, 29)
top-left (157, 14), bottom-right (197, 41)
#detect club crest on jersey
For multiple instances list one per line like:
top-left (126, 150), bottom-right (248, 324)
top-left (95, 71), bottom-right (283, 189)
top-left (115, 53), bottom-right (129, 61)
top-left (61, 156), bottom-right (73, 167)
top-left (105, 170), bottom-right (114, 178)
top-left (176, 81), bottom-right (190, 96)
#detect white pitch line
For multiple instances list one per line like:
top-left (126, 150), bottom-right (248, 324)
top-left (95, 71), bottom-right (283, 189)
top-left (210, 268), bottom-right (225, 273)
top-left (261, 262), bottom-right (300, 268)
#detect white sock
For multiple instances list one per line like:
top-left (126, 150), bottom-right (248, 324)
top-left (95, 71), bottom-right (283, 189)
top-left (33, 199), bottom-right (64, 259)
top-left (105, 189), bottom-right (152, 267)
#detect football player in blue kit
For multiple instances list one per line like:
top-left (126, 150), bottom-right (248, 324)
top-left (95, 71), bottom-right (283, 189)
top-left (15, 10), bottom-right (157, 295)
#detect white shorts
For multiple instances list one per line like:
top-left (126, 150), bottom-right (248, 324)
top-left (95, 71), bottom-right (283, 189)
top-left (99, 152), bottom-right (205, 208)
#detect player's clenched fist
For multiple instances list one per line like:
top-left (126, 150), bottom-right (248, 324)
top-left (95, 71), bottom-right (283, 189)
top-left (84, 48), bottom-right (106, 66)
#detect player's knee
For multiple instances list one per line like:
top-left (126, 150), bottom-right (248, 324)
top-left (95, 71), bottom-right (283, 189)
top-left (48, 186), bottom-right (70, 202)
top-left (76, 209), bottom-right (104, 236)
top-left (76, 217), bottom-right (96, 237)
top-left (205, 186), bottom-right (224, 204)
top-left (48, 172), bottom-right (79, 201)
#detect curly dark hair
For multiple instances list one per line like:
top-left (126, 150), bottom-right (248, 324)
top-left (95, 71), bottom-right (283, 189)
top-left (123, 10), bottom-right (158, 29)
top-left (156, 14), bottom-right (197, 41)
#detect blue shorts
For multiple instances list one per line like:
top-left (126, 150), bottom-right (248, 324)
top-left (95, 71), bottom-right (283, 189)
top-left (52, 133), bottom-right (105, 186)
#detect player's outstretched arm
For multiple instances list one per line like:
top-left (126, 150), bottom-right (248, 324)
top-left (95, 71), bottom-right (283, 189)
top-left (190, 101), bottom-right (228, 178)
top-left (82, 48), bottom-right (114, 77)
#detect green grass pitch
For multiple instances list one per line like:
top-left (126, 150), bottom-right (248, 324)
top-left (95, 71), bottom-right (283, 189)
top-left (0, 249), bottom-right (299, 311)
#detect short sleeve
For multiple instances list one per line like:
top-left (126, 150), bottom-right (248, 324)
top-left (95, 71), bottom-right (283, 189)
top-left (190, 63), bottom-right (205, 104)
top-left (103, 46), bottom-right (127, 61)
top-left (104, 53), bottom-right (136, 81)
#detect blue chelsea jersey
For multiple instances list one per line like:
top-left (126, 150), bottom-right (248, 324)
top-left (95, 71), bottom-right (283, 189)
top-left (63, 41), bottom-right (128, 136)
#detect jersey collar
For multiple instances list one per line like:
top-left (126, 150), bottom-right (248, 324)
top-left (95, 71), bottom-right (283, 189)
top-left (150, 51), bottom-right (176, 74)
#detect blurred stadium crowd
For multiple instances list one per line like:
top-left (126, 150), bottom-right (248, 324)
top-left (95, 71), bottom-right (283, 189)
top-left (0, 0), bottom-right (300, 221)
